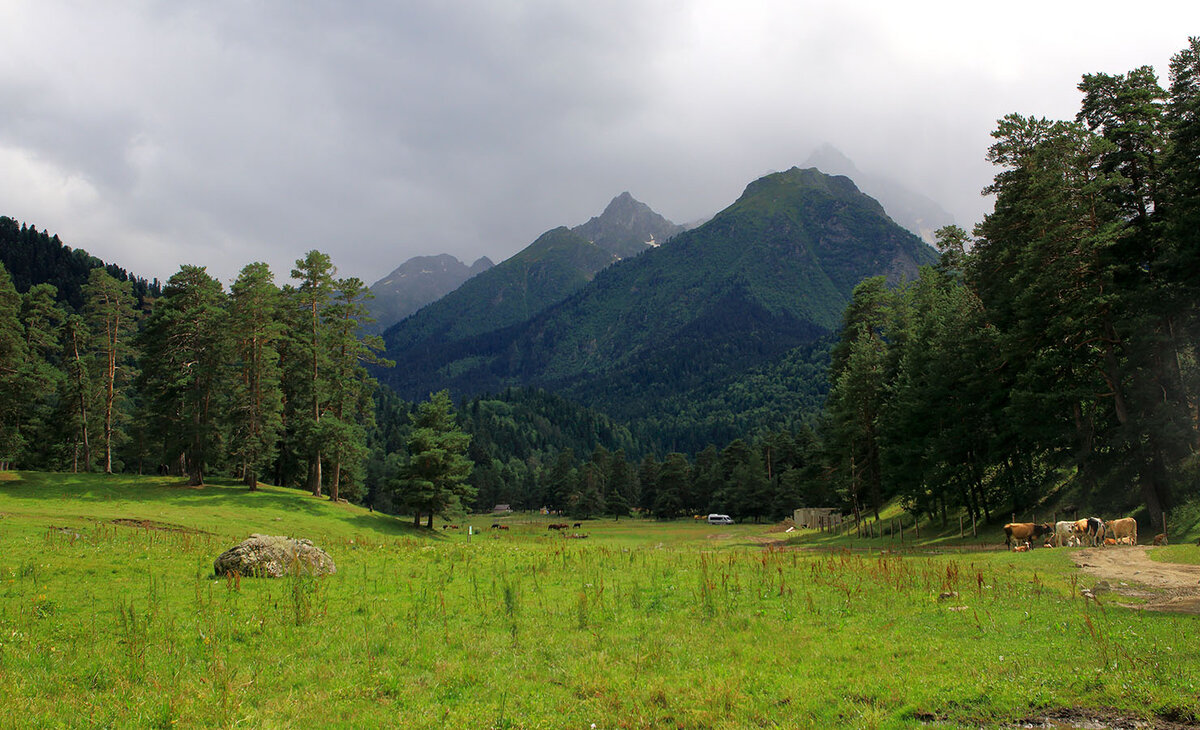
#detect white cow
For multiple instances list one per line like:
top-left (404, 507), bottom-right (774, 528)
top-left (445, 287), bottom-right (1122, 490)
top-left (1053, 521), bottom-right (1076, 547)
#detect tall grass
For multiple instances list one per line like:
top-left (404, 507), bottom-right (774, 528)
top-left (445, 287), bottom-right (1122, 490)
top-left (1, 473), bottom-right (1199, 727)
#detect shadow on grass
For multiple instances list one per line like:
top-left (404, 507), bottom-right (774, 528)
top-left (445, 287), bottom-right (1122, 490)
top-left (1, 471), bottom-right (432, 540)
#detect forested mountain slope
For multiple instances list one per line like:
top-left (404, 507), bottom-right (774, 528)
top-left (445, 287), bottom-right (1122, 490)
top-left (379, 167), bottom-right (937, 420)
top-left (0, 216), bottom-right (160, 309)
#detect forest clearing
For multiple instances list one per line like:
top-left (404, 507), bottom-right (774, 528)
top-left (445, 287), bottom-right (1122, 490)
top-left (1, 472), bottom-right (1198, 729)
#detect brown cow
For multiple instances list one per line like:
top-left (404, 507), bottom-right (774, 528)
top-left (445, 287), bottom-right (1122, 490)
top-left (1153, 533), bottom-right (1168, 546)
top-left (1106, 517), bottom-right (1137, 546)
top-left (1072, 519), bottom-right (1095, 546)
top-left (1003, 522), bottom-right (1052, 549)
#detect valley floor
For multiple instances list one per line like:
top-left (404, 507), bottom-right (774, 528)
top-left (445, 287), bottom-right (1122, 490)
top-left (2, 472), bottom-right (1199, 729)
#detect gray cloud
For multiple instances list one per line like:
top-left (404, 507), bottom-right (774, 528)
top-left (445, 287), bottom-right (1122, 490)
top-left (0, 0), bottom-right (1195, 286)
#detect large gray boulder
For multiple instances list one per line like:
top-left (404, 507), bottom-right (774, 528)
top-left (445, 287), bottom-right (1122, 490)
top-left (213, 534), bottom-right (336, 578)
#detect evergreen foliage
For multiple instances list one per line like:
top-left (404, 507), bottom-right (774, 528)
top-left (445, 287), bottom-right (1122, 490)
top-left (392, 390), bottom-right (474, 527)
top-left (815, 38), bottom-right (1200, 529)
top-left (0, 216), bottom-right (159, 309)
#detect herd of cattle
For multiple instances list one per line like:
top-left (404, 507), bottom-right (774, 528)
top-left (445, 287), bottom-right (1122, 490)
top-left (1002, 517), bottom-right (1154, 551)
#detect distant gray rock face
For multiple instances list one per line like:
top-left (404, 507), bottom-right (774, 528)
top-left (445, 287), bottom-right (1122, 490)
top-left (572, 191), bottom-right (685, 259)
top-left (212, 534), bottom-right (336, 578)
top-left (366, 253), bottom-right (495, 333)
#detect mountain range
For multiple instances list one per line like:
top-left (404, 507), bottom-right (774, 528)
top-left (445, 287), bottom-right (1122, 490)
top-left (377, 167), bottom-right (938, 432)
top-left (367, 191), bottom-right (684, 334)
top-left (365, 254), bottom-right (493, 333)
top-left (380, 191), bottom-right (684, 349)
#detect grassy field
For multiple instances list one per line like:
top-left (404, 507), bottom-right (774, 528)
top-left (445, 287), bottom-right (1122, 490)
top-left (1, 472), bottom-right (1198, 728)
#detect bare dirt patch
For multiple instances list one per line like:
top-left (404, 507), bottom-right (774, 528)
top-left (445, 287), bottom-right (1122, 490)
top-left (1010, 706), bottom-right (1199, 729)
top-left (111, 518), bottom-right (209, 535)
top-left (1072, 546), bottom-right (1200, 615)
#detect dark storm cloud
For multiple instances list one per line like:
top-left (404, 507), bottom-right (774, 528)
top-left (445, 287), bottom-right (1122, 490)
top-left (0, 1), bottom-right (1196, 285)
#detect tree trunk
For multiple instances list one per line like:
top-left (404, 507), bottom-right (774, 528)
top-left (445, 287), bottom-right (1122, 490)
top-left (244, 467), bottom-right (258, 491)
top-left (329, 458), bottom-right (341, 502)
top-left (103, 319), bottom-right (117, 475)
top-left (309, 454), bottom-right (323, 497)
top-left (188, 458), bottom-right (203, 487)
top-left (69, 327), bottom-right (91, 471)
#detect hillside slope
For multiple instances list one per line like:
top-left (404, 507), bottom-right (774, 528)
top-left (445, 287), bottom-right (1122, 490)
top-left (0, 215), bottom-right (160, 309)
top-left (380, 167), bottom-right (937, 418)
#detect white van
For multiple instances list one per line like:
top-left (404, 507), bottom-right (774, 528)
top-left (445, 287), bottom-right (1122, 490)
top-left (706, 514), bottom-right (733, 525)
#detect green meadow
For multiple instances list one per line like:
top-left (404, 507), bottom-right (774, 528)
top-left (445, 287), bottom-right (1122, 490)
top-left (1, 472), bottom-right (1197, 729)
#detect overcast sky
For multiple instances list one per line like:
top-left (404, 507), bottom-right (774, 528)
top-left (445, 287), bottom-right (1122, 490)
top-left (1, 1), bottom-right (1196, 286)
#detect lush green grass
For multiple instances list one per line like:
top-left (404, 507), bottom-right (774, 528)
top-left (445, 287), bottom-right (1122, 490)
top-left (2, 472), bottom-right (1198, 728)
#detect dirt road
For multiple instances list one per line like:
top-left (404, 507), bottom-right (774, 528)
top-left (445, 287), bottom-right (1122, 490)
top-left (1072, 546), bottom-right (1200, 614)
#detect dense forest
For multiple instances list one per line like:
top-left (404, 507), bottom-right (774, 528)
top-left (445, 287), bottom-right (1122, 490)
top-left (0, 249), bottom-right (386, 502)
top-left (821, 39), bottom-right (1200, 531)
top-left (0, 216), bottom-right (160, 310)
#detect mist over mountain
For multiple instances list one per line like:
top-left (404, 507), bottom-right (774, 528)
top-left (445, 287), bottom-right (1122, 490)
top-left (380, 192), bottom-right (682, 352)
top-left (803, 144), bottom-right (954, 244)
top-left (365, 254), bottom-right (493, 333)
top-left (377, 167), bottom-right (937, 431)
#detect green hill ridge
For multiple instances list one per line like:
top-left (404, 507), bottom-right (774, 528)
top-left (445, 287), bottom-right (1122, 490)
top-left (378, 167), bottom-right (937, 421)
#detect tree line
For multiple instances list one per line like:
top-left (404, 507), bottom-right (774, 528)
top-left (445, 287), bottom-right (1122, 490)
top-left (821, 39), bottom-right (1200, 531)
top-left (0, 251), bottom-right (388, 501)
top-left (370, 386), bottom-right (829, 523)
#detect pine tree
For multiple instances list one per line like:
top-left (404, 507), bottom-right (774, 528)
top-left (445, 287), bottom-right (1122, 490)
top-left (228, 262), bottom-right (285, 489)
top-left (653, 453), bottom-right (689, 519)
top-left (138, 266), bottom-right (229, 485)
top-left (289, 251), bottom-right (336, 496)
top-left (324, 276), bottom-right (391, 502)
top-left (395, 390), bottom-right (473, 527)
top-left (0, 264), bottom-right (27, 469)
top-left (60, 314), bottom-right (94, 472)
top-left (16, 283), bottom-right (65, 468)
top-left (82, 269), bottom-right (137, 474)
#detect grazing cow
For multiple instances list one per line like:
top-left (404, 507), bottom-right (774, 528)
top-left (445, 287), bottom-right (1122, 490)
top-left (1107, 517), bottom-right (1137, 546)
top-left (548, 523), bottom-right (569, 530)
top-left (1153, 533), bottom-right (1167, 546)
top-left (1053, 521), bottom-right (1076, 547)
top-left (572, 522), bottom-right (581, 528)
top-left (1003, 522), bottom-right (1052, 549)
